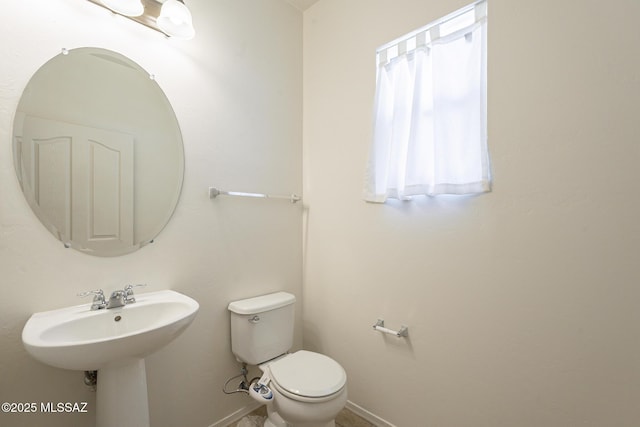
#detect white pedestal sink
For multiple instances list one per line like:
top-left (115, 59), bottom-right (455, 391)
top-left (22, 290), bottom-right (199, 427)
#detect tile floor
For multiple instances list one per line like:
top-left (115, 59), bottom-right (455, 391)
top-left (228, 405), bottom-right (375, 427)
top-left (335, 408), bottom-right (376, 427)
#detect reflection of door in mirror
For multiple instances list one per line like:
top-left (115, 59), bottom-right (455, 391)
top-left (20, 116), bottom-right (134, 254)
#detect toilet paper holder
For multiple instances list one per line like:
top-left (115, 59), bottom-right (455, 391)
top-left (373, 319), bottom-right (409, 338)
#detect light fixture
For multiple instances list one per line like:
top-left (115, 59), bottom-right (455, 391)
top-left (87, 0), bottom-right (195, 40)
top-left (157, 0), bottom-right (195, 40)
top-left (100, 0), bottom-right (144, 17)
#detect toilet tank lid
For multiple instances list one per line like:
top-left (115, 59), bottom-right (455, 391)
top-left (228, 292), bottom-right (296, 315)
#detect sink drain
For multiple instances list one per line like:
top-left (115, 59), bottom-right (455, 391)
top-left (114, 315), bottom-right (122, 322)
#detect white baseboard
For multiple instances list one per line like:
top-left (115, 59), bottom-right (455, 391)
top-left (208, 399), bottom-right (394, 427)
top-left (345, 400), bottom-right (396, 427)
top-left (208, 401), bottom-right (262, 427)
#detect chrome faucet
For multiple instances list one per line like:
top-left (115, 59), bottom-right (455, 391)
top-left (79, 284), bottom-right (147, 310)
top-left (106, 290), bottom-right (127, 309)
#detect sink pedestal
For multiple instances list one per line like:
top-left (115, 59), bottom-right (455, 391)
top-left (97, 358), bottom-right (149, 427)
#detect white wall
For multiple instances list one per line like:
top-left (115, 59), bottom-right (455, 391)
top-left (4, 1), bottom-right (640, 426)
top-left (303, 1), bottom-right (640, 426)
top-left (0, 1), bottom-right (302, 426)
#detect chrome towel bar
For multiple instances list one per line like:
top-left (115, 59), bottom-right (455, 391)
top-left (209, 187), bottom-right (301, 204)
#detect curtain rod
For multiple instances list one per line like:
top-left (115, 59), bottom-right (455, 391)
top-left (376, 0), bottom-right (486, 53)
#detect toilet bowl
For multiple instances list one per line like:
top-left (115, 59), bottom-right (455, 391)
top-left (228, 292), bottom-right (348, 427)
top-left (256, 350), bottom-right (347, 427)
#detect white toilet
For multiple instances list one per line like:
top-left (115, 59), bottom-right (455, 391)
top-left (228, 292), bottom-right (347, 427)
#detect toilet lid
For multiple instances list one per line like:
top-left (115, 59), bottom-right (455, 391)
top-left (269, 350), bottom-right (346, 398)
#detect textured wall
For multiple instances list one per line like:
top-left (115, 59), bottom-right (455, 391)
top-left (303, 0), bottom-right (640, 426)
top-left (0, 1), bottom-right (302, 426)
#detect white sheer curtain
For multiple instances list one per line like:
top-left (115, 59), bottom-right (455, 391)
top-left (364, 1), bottom-right (490, 203)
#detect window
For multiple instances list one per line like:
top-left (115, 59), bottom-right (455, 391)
top-left (364, 1), bottom-right (490, 203)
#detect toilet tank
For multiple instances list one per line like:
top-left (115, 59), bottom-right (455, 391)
top-left (228, 292), bottom-right (296, 365)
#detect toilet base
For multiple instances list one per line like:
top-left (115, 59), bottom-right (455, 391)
top-left (264, 402), bottom-right (335, 427)
top-left (264, 416), bottom-right (335, 427)
top-left (264, 404), bottom-right (286, 427)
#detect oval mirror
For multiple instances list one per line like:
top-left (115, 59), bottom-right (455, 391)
top-left (12, 47), bottom-right (184, 256)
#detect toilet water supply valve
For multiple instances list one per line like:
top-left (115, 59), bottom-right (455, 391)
top-left (222, 363), bottom-right (267, 397)
top-left (222, 363), bottom-right (273, 401)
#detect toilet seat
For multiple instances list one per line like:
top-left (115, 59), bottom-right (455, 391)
top-left (268, 350), bottom-right (346, 400)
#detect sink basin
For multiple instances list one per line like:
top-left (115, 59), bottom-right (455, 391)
top-left (22, 290), bottom-right (199, 371)
top-left (22, 289), bottom-right (199, 427)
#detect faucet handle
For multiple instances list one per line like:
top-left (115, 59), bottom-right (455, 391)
top-left (78, 289), bottom-right (104, 298)
top-left (78, 289), bottom-right (106, 310)
top-left (124, 284), bottom-right (147, 303)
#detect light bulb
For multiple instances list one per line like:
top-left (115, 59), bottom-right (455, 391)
top-left (157, 0), bottom-right (195, 40)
